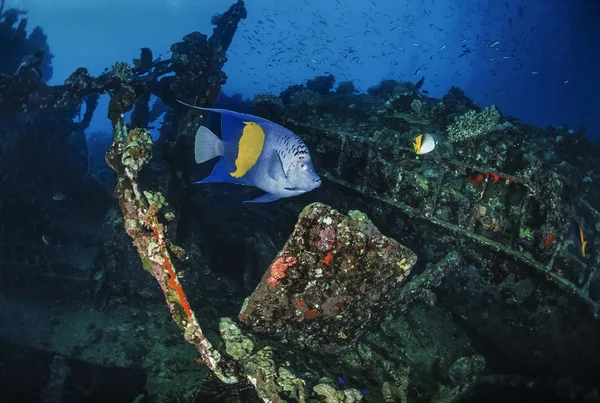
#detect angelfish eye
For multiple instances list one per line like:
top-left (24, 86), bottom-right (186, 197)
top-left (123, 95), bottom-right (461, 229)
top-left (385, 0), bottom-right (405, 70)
top-left (300, 163), bottom-right (307, 170)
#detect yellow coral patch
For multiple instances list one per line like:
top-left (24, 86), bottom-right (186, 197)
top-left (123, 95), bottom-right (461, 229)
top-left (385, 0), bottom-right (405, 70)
top-left (396, 259), bottom-right (408, 270)
top-left (230, 122), bottom-right (265, 178)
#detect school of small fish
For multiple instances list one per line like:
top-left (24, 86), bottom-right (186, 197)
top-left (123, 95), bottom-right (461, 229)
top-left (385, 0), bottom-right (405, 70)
top-left (226, 0), bottom-right (568, 96)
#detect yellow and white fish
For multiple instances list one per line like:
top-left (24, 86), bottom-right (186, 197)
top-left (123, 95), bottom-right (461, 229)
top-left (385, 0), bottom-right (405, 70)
top-left (177, 101), bottom-right (321, 203)
top-left (413, 133), bottom-right (437, 155)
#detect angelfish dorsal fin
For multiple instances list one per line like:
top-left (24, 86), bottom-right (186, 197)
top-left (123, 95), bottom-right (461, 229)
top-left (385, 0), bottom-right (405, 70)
top-left (230, 122), bottom-right (265, 178)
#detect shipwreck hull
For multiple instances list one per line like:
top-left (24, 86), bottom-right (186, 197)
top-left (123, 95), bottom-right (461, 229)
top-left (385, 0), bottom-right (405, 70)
top-left (287, 116), bottom-right (600, 381)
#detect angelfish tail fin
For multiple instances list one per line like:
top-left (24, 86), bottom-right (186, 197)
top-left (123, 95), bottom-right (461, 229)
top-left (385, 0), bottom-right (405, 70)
top-left (195, 126), bottom-right (224, 164)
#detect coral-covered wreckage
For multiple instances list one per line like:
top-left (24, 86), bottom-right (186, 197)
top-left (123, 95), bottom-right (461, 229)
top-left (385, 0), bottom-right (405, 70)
top-left (1, 1), bottom-right (600, 402)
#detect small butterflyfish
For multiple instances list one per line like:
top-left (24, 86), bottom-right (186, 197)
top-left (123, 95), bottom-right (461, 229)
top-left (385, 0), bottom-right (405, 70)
top-left (413, 133), bottom-right (437, 155)
top-left (177, 100), bottom-right (321, 203)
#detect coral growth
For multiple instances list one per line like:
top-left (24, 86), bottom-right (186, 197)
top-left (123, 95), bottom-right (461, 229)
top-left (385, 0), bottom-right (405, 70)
top-left (239, 203), bottom-right (416, 353)
top-left (410, 99), bottom-right (423, 118)
top-left (108, 62), bottom-right (134, 83)
top-left (368, 79), bottom-right (416, 98)
top-left (289, 89), bottom-right (321, 106)
top-left (446, 105), bottom-right (500, 143)
top-left (367, 79), bottom-right (400, 98)
top-left (106, 119), bottom-right (239, 380)
top-left (251, 93), bottom-right (283, 108)
top-left (266, 254), bottom-right (297, 287)
top-left (442, 86), bottom-right (478, 115)
top-left (335, 81), bottom-right (357, 94)
top-left (250, 93), bottom-right (283, 119)
top-left (220, 318), bottom-right (255, 360)
top-left (306, 74), bottom-right (336, 95)
top-left (279, 84), bottom-right (305, 104)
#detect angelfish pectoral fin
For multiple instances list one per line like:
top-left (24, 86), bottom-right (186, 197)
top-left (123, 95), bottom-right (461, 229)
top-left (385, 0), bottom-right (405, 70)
top-left (266, 150), bottom-right (293, 188)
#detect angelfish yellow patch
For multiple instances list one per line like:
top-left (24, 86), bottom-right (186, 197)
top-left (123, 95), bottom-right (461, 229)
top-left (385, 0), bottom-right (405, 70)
top-left (230, 122), bottom-right (265, 178)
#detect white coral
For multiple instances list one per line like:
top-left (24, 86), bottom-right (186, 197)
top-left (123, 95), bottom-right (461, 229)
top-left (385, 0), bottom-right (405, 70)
top-left (447, 106), bottom-right (500, 143)
top-left (251, 93), bottom-right (283, 107)
top-left (289, 89), bottom-right (321, 106)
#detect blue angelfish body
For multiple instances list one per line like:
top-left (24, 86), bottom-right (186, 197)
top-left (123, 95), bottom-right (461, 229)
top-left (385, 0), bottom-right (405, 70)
top-left (178, 101), bottom-right (321, 203)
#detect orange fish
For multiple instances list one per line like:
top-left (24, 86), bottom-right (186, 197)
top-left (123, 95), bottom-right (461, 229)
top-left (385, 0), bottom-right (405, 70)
top-left (304, 309), bottom-right (320, 320)
top-left (487, 172), bottom-right (501, 183)
top-left (468, 172), bottom-right (485, 184)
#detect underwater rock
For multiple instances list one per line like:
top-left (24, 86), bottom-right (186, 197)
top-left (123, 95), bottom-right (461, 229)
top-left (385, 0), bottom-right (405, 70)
top-left (239, 202), bottom-right (416, 353)
top-left (312, 382), bottom-right (363, 403)
top-left (447, 355), bottom-right (486, 386)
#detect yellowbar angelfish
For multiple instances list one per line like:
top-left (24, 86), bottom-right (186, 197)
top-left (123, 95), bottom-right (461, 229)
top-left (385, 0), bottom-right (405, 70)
top-left (177, 100), bottom-right (321, 203)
